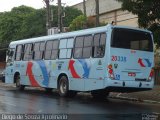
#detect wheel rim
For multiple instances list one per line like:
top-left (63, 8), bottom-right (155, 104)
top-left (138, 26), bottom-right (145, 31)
top-left (60, 80), bottom-right (67, 94)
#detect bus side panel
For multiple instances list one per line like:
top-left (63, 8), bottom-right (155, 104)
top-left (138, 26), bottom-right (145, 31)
top-left (12, 61), bottom-right (33, 86)
top-left (85, 58), bottom-right (105, 91)
top-left (69, 78), bottom-right (85, 91)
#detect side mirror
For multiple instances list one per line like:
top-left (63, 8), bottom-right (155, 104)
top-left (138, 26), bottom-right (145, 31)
top-left (6, 50), bottom-right (14, 56)
top-left (10, 51), bottom-right (14, 56)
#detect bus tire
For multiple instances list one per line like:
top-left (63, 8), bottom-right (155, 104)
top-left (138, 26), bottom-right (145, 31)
top-left (91, 89), bottom-right (109, 100)
top-left (58, 75), bottom-right (77, 97)
top-left (15, 74), bottom-right (25, 91)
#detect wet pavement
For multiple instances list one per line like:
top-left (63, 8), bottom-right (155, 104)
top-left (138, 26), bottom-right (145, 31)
top-left (0, 85), bottom-right (160, 120)
top-left (110, 85), bottom-right (160, 103)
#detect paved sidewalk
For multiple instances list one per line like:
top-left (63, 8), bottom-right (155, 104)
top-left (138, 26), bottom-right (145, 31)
top-left (109, 86), bottom-right (160, 103)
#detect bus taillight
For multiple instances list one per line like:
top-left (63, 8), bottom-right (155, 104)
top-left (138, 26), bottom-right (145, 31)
top-left (148, 68), bottom-right (154, 81)
top-left (108, 64), bottom-right (114, 79)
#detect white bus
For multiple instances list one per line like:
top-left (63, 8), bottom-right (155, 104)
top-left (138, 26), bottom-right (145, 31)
top-left (5, 24), bottom-right (154, 98)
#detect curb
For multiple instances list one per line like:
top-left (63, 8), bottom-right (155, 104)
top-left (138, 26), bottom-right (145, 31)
top-left (109, 96), bottom-right (160, 104)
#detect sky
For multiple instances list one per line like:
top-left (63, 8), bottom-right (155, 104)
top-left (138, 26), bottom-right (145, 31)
top-left (0, 0), bottom-right (83, 12)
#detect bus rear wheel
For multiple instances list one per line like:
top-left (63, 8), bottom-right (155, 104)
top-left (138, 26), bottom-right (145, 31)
top-left (15, 74), bottom-right (25, 91)
top-left (91, 89), bottom-right (109, 100)
top-left (58, 76), bottom-right (77, 97)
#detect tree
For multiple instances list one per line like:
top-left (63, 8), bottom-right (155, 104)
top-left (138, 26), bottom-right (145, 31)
top-left (0, 5), bottom-right (46, 43)
top-left (116, 0), bottom-right (160, 46)
top-left (50, 6), bottom-right (82, 27)
top-left (69, 15), bottom-right (106, 31)
top-left (0, 5), bottom-right (82, 43)
top-left (0, 5), bottom-right (82, 61)
top-left (69, 15), bottom-right (87, 31)
top-left (18, 8), bottom-right (46, 39)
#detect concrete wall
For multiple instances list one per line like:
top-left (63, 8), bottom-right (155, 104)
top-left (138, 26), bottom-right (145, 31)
top-left (73, 0), bottom-right (138, 27)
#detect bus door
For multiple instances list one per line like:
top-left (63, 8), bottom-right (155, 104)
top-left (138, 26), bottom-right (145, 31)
top-left (87, 33), bottom-right (107, 90)
top-left (5, 47), bottom-right (15, 83)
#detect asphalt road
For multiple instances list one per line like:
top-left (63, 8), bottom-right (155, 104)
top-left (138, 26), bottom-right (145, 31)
top-left (0, 84), bottom-right (160, 120)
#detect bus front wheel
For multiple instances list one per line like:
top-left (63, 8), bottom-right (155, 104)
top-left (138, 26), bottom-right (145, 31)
top-left (15, 74), bottom-right (25, 91)
top-left (58, 76), bottom-right (77, 97)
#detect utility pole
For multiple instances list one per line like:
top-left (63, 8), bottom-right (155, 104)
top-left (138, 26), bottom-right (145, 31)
top-left (83, 0), bottom-right (86, 17)
top-left (83, 0), bottom-right (87, 29)
top-left (58, 0), bottom-right (62, 33)
top-left (44, 0), bottom-right (51, 33)
top-left (95, 0), bottom-right (99, 27)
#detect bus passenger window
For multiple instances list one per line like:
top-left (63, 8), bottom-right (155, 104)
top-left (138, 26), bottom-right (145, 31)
top-left (74, 35), bottom-right (92, 59)
top-left (45, 40), bottom-right (59, 60)
top-left (74, 48), bottom-right (83, 58)
top-left (33, 42), bottom-right (45, 60)
top-left (15, 45), bottom-right (23, 61)
top-left (59, 38), bottom-right (73, 59)
top-left (23, 43), bottom-right (33, 61)
top-left (74, 36), bottom-right (84, 58)
top-left (93, 33), bottom-right (106, 58)
top-left (83, 35), bottom-right (92, 58)
top-left (33, 42), bottom-right (44, 60)
top-left (75, 36), bottom-right (84, 48)
top-left (45, 41), bottom-right (53, 59)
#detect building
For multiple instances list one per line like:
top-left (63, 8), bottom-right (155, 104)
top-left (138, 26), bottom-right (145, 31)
top-left (72, 0), bottom-right (138, 27)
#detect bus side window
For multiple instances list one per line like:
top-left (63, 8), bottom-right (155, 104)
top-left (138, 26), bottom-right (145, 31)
top-left (74, 36), bottom-right (84, 59)
top-left (59, 38), bottom-right (73, 59)
top-left (51, 40), bottom-right (59, 59)
top-left (33, 42), bottom-right (45, 60)
top-left (93, 33), bottom-right (106, 58)
top-left (15, 45), bottom-right (23, 61)
top-left (23, 43), bottom-right (33, 61)
top-left (74, 35), bottom-right (92, 59)
top-left (83, 35), bottom-right (92, 58)
top-left (44, 40), bottom-right (59, 60)
top-left (7, 48), bottom-right (15, 63)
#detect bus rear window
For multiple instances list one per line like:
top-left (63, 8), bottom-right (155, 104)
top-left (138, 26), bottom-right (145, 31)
top-left (111, 28), bottom-right (153, 52)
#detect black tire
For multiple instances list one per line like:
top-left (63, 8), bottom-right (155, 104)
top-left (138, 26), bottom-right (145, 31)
top-left (91, 89), bottom-right (109, 100)
top-left (15, 74), bottom-right (25, 91)
top-left (2, 77), bottom-right (5, 83)
top-left (58, 76), bottom-right (77, 97)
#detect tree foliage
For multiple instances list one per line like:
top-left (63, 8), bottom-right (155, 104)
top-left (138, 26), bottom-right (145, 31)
top-left (116, 0), bottom-right (160, 45)
top-left (0, 5), bottom-right (82, 43)
top-left (69, 15), bottom-right (87, 31)
top-left (0, 5), bottom-right (82, 61)
top-left (0, 5), bottom-right (46, 43)
top-left (50, 6), bottom-right (82, 27)
top-left (63, 7), bottom-right (83, 27)
top-left (69, 15), bottom-right (106, 31)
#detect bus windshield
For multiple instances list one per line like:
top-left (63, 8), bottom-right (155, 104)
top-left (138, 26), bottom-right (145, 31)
top-left (6, 48), bottom-right (14, 63)
top-left (111, 28), bottom-right (153, 52)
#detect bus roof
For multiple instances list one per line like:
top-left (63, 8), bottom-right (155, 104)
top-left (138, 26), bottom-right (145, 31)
top-left (9, 24), bottom-right (152, 46)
